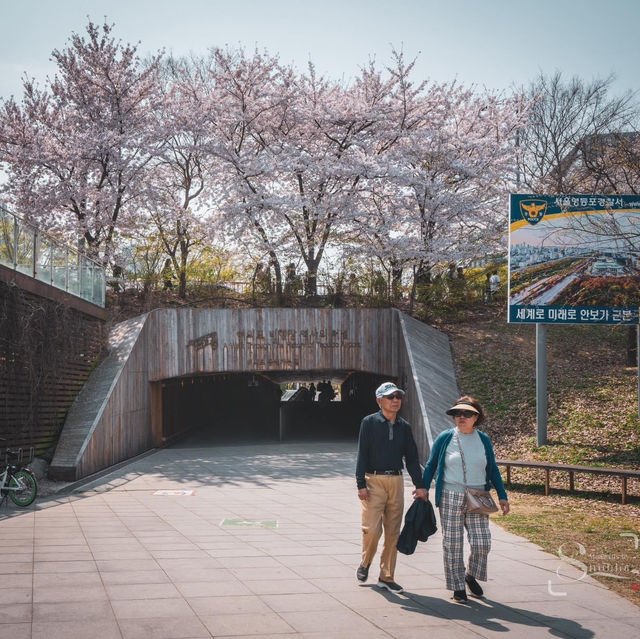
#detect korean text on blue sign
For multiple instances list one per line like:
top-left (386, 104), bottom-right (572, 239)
top-left (508, 194), bottom-right (640, 325)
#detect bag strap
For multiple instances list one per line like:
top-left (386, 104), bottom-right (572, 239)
top-left (454, 429), bottom-right (469, 486)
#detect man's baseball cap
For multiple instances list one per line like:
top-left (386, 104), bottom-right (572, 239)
top-left (375, 382), bottom-right (405, 398)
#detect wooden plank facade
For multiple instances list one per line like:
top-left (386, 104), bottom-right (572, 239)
top-left (50, 308), bottom-right (459, 480)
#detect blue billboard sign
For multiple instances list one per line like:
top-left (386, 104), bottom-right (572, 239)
top-left (508, 194), bottom-right (640, 324)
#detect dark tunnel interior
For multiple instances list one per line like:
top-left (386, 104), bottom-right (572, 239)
top-left (161, 370), bottom-right (390, 444)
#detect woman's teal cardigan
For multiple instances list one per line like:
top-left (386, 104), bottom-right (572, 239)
top-left (423, 428), bottom-right (508, 507)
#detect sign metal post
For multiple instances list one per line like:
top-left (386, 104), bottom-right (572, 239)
top-left (536, 323), bottom-right (548, 446)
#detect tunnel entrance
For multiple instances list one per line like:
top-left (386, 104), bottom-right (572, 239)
top-left (51, 308), bottom-right (460, 480)
top-left (160, 370), bottom-right (388, 445)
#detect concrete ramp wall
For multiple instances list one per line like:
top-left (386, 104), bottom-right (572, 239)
top-left (50, 308), bottom-right (459, 480)
top-left (397, 313), bottom-right (460, 459)
top-left (49, 315), bottom-right (151, 480)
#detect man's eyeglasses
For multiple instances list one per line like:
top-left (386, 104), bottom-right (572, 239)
top-left (383, 393), bottom-right (403, 400)
top-left (451, 410), bottom-right (477, 418)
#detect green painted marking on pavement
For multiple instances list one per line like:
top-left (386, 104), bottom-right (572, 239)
top-left (221, 518), bottom-right (278, 529)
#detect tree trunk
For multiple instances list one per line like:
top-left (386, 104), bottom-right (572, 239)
top-left (304, 270), bottom-right (317, 297)
top-left (178, 269), bottom-right (187, 299)
top-left (390, 261), bottom-right (403, 301)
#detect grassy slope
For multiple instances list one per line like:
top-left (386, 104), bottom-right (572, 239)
top-left (440, 307), bottom-right (640, 606)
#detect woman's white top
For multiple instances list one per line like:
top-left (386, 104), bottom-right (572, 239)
top-left (442, 428), bottom-right (487, 493)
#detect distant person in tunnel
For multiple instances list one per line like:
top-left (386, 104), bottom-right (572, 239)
top-left (318, 380), bottom-right (335, 402)
top-left (355, 382), bottom-right (428, 594)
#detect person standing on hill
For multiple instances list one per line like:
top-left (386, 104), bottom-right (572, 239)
top-left (489, 271), bottom-right (501, 297)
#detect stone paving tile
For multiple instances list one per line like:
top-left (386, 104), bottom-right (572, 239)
top-left (147, 550), bottom-right (210, 560)
top-left (31, 619), bottom-right (123, 639)
top-left (33, 571), bottom-right (103, 587)
top-left (33, 560), bottom-right (97, 573)
top-left (154, 557), bottom-right (222, 571)
top-left (244, 578), bottom-right (321, 595)
top-left (34, 551), bottom-right (94, 562)
top-left (310, 575), bottom-right (368, 592)
top-left (0, 563), bottom-right (32, 575)
top-left (32, 536), bottom-right (87, 545)
top-left (258, 633), bottom-right (394, 639)
top-left (288, 563), bottom-right (355, 579)
top-left (388, 573), bottom-right (447, 590)
top-left (0, 574), bottom-right (32, 589)
top-left (358, 603), bottom-right (454, 630)
top-left (260, 591), bottom-right (346, 613)
top-left (32, 600), bottom-right (116, 622)
top-left (33, 583), bottom-right (108, 603)
top-left (229, 565), bottom-right (301, 581)
top-left (111, 597), bottom-right (197, 620)
top-left (215, 556), bottom-right (282, 569)
top-left (186, 594), bottom-right (271, 616)
top-left (175, 580), bottom-right (253, 598)
top-left (0, 623), bottom-right (31, 639)
top-left (278, 608), bottom-right (387, 634)
top-left (0, 588), bottom-right (31, 605)
top-left (271, 554), bottom-right (344, 567)
top-left (0, 603), bottom-right (31, 623)
top-left (0, 544), bottom-right (30, 553)
top-left (105, 582), bottom-right (182, 600)
top-left (199, 611), bottom-right (295, 636)
top-left (0, 554), bottom-right (33, 563)
top-left (390, 626), bottom-right (553, 639)
top-left (117, 616), bottom-right (211, 639)
top-left (31, 544), bottom-right (88, 553)
top-left (159, 567), bottom-right (232, 583)
top-left (508, 598), bottom-right (609, 621)
top-left (452, 620), bottom-right (579, 638)
top-left (100, 570), bottom-right (171, 585)
top-left (333, 588), bottom-right (425, 609)
top-left (96, 559), bottom-right (162, 572)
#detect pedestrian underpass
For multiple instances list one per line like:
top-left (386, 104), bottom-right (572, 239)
top-left (160, 371), bottom-right (387, 444)
top-left (49, 308), bottom-right (459, 481)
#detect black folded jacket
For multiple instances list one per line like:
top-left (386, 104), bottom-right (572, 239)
top-left (396, 499), bottom-right (438, 555)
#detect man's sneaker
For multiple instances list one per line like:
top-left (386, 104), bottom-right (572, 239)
top-left (356, 563), bottom-right (369, 582)
top-left (377, 579), bottom-right (404, 594)
top-left (465, 574), bottom-right (484, 597)
top-left (452, 589), bottom-right (468, 603)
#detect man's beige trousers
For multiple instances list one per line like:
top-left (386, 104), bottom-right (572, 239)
top-left (361, 473), bottom-right (404, 581)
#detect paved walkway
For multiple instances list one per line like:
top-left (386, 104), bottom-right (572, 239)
top-left (1, 439), bottom-right (638, 639)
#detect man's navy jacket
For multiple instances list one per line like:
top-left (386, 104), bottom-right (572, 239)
top-left (396, 499), bottom-right (438, 555)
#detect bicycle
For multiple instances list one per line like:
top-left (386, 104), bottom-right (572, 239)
top-left (0, 438), bottom-right (38, 507)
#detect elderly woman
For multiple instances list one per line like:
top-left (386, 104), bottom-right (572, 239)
top-left (423, 396), bottom-right (509, 603)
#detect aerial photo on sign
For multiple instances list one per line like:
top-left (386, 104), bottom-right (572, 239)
top-left (508, 194), bottom-right (640, 324)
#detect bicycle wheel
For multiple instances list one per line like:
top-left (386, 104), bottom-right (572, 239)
top-left (8, 470), bottom-right (37, 506)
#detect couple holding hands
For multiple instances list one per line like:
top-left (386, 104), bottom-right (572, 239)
top-left (355, 382), bottom-right (509, 603)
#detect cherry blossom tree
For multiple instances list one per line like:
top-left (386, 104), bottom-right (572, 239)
top-left (0, 21), bottom-right (163, 262)
top-left (211, 47), bottom-right (293, 295)
top-left (144, 56), bottom-right (217, 297)
top-left (347, 79), bottom-right (527, 306)
top-left (206, 48), bottom-right (437, 296)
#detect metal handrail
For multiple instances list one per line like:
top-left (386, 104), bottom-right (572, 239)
top-left (0, 205), bottom-right (105, 307)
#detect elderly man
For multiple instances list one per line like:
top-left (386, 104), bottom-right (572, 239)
top-left (355, 382), bottom-right (428, 594)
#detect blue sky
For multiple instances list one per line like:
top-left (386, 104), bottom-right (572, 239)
top-left (0, 0), bottom-right (638, 100)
